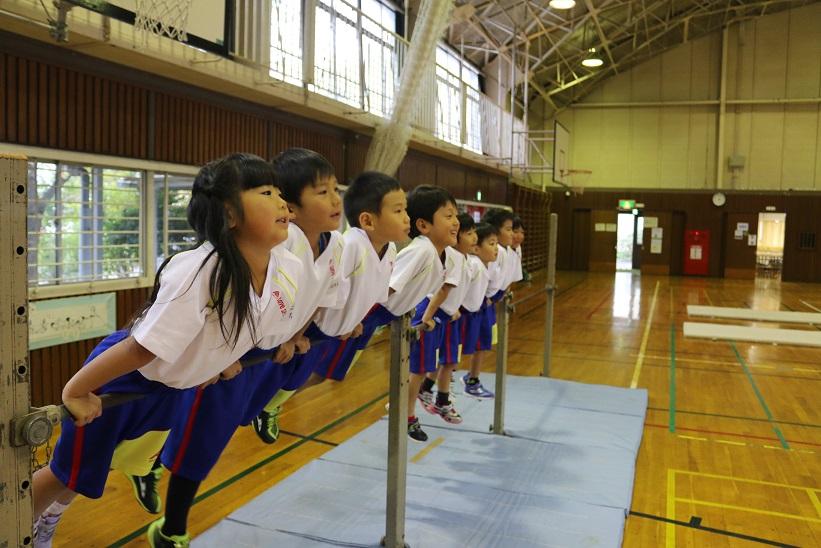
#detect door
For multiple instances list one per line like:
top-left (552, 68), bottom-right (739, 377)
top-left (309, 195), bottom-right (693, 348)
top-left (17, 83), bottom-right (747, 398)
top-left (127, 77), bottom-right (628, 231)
top-left (723, 212), bottom-right (759, 278)
top-left (640, 211), bottom-right (672, 275)
top-left (589, 209), bottom-right (617, 271)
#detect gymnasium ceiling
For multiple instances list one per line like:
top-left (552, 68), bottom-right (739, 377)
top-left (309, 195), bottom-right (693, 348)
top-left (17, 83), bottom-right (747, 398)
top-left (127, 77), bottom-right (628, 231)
top-left (446, 0), bottom-right (820, 111)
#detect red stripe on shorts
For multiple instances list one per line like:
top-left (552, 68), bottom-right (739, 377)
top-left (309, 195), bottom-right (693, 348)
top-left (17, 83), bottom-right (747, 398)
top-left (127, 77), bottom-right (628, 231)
top-left (324, 339), bottom-right (349, 379)
top-left (171, 387), bottom-right (204, 473)
top-left (67, 425), bottom-right (85, 491)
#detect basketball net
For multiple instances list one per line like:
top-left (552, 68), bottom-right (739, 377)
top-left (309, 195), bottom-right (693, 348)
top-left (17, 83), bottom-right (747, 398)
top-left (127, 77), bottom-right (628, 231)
top-left (561, 169), bottom-right (591, 196)
top-left (133, 0), bottom-right (193, 45)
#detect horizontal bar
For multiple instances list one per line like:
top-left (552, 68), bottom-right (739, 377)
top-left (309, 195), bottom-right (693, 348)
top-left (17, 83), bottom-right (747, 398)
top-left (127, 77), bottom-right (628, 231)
top-left (688, 305), bottom-right (821, 325)
top-left (683, 322), bottom-right (821, 347)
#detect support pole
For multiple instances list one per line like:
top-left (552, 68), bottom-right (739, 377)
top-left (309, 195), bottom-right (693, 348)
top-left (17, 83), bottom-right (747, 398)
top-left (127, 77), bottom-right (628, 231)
top-left (492, 294), bottom-right (511, 435)
top-left (715, 25), bottom-right (728, 190)
top-left (542, 213), bottom-right (558, 377)
top-left (0, 154), bottom-right (33, 546)
top-left (384, 315), bottom-right (410, 548)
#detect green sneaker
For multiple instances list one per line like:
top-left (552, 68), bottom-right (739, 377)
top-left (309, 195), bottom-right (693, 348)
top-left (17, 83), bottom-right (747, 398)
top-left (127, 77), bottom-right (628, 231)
top-left (125, 465), bottom-right (163, 514)
top-left (147, 518), bottom-right (190, 548)
top-left (252, 406), bottom-right (281, 444)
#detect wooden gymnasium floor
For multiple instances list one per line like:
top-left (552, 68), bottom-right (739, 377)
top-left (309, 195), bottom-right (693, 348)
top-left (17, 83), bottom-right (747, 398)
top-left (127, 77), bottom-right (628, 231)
top-left (48, 271), bottom-right (821, 547)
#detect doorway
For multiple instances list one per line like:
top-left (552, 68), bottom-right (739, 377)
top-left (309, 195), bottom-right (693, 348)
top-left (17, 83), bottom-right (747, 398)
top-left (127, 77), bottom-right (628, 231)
top-left (755, 212), bottom-right (786, 279)
top-left (616, 211), bottom-right (643, 271)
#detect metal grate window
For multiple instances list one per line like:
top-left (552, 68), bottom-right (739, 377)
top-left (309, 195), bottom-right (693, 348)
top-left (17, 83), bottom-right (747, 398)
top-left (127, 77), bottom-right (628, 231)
top-left (27, 161), bottom-right (143, 286)
top-left (269, 0), bottom-right (304, 85)
top-left (799, 232), bottom-right (816, 250)
top-left (154, 173), bottom-right (198, 266)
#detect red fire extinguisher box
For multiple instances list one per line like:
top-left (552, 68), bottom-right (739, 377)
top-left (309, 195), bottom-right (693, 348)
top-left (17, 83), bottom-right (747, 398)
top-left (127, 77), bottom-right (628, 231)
top-left (683, 229), bottom-right (710, 275)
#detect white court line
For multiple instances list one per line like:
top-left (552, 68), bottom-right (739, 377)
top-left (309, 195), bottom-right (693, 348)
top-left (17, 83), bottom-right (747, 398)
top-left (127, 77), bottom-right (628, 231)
top-left (630, 281), bottom-right (660, 389)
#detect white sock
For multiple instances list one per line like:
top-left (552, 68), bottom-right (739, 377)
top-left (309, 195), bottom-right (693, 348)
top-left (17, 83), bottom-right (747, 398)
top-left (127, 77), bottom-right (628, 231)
top-left (43, 501), bottom-right (69, 517)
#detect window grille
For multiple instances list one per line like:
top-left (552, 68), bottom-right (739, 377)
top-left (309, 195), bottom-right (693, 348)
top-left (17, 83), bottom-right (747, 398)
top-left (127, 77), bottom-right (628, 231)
top-left (27, 161), bottom-right (143, 286)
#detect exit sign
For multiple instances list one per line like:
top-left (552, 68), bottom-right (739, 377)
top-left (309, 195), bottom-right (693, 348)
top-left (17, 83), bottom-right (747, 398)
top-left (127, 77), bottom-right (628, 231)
top-left (618, 199), bottom-right (635, 209)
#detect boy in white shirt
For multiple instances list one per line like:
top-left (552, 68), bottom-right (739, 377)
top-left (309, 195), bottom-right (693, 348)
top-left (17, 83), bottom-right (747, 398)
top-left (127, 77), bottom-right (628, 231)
top-left (512, 215), bottom-right (528, 281)
top-left (391, 185), bottom-right (460, 442)
top-left (252, 171), bottom-right (410, 444)
top-left (461, 208), bottom-right (517, 397)
top-left (418, 213), bottom-right (476, 424)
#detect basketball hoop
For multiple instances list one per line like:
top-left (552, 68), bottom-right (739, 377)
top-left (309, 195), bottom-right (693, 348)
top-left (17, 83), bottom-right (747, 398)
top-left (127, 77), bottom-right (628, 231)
top-left (560, 168), bottom-right (592, 196)
top-left (133, 0), bottom-right (193, 45)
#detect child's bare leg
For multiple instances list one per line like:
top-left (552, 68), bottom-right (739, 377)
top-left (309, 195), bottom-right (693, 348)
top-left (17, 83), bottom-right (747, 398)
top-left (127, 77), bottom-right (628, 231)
top-left (469, 351), bottom-right (483, 378)
top-left (437, 364), bottom-right (456, 397)
top-left (296, 373), bottom-right (326, 392)
top-left (33, 467), bottom-right (72, 518)
top-left (407, 373), bottom-right (424, 417)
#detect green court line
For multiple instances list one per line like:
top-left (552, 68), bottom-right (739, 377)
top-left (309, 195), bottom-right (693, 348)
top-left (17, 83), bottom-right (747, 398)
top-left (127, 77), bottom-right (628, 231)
top-left (669, 323), bottom-right (676, 433)
top-left (730, 343), bottom-right (790, 450)
top-left (646, 406), bottom-right (821, 429)
top-left (110, 391), bottom-right (389, 547)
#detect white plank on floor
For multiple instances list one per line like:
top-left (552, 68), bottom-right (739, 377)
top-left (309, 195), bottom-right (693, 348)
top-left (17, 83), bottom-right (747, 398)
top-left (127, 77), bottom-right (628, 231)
top-left (683, 321), bottom-right (821, 347)
top-left (687, 305), bottom-right (821, 325)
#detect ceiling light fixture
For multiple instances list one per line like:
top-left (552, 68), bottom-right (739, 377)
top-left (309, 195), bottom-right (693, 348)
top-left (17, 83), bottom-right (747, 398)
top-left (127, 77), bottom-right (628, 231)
top-left (582, 47), bottom-right (604, 68)
top-left (549, 0), bottom-right (576, 9)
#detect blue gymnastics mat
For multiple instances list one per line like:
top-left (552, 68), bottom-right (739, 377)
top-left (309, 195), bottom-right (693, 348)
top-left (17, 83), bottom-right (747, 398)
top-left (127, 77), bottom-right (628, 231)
top-left (195, 460), bottom-right (626, 548)
top-left (195, 375), bottom-right (647, 548)
top-left (439, 372), bottom-right (647, 454)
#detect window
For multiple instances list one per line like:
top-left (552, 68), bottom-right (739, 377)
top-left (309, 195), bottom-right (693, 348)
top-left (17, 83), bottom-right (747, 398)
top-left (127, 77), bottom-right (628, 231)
top-left (361, 0), bottom-right (399, 117)
top-left (27, 162), bottom-right (143, 286)
top-left (313, 0), bottom-right (362, 107)
top-left (269, 0), bottom-right (303, 84)
top-left (154, 173), bottom-right (198, 266)
top-left (434, 46), bottom-right (483, 150)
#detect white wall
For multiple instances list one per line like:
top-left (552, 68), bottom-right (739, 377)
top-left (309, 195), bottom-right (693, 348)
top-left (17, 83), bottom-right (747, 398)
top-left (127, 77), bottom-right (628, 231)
top-left (546, 2), bottom-right (821, 190)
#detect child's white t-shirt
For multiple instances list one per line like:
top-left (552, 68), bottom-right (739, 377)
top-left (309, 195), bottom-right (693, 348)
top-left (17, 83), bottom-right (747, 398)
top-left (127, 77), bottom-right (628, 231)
top-left (486, 244), bottom-right (508, 297)
top-left (506, 245), bottom-right (524, 286)
top-left (437, 247), bottom-right (468, 317)
top-left (383, 235), bottom-right (445, 316)
top-left (316, 227), bottom-right (397, 336)
top-left (461, 255), bottom-right (490, 312)
top-left (258, 224), bottom-right (344, 349)
top-left (133, 242), bottom-right (304, 388)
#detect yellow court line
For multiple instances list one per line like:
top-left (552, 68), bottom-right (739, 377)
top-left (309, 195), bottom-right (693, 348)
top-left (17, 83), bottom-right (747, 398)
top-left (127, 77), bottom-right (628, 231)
top-left (794, 368), bottom-right (821, 374)
top-left (666, 469), bottom-right (676, 548)
top-left (808, 490), bottom-right (821, 519)
top-left (749, 364), bottom-right (777, 370)
top-left (674, 498), bottom-right (821, 524)
top-left (763, 445), bottom-right (787, 450)
top-left (702, 289), bottom-right (714, 306)
top-left (678, 435), bottom-right (707, 441)
top-left (630, 281), bottom-right (660, 389)
top-left (671, 469), bottom-right (816, 491)
top-left (410, 437), bottom-right (444, 463)
top-left (715, 439), bottom-right (747, 447)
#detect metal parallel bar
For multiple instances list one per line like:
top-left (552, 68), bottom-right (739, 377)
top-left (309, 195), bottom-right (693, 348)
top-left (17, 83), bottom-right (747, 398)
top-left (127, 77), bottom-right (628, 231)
top-left (0, 154), bottom-right (33, 546)
top-left (492, 294), bottom-right (510, 435)
top-left (543, 213), bottom-right (558, 378)
top-left (384, 315), bottom-right (410, 548)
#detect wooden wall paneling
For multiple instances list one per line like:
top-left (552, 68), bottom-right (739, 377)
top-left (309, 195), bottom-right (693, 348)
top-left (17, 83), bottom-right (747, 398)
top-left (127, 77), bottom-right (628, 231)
top-left (0, 54), bottom-right (5, 141)
top-left (5, 54), bottom-right (17, 141)
top-left (37, 63), bottom-right (47, 147)
top-left (19, 57), bottom-right (30, 143)
top-left (570, 209), bottom-right (592, 270)
top-left (65, 70), bottom-right (75, 150)
top-left (436, 161), bottom-right (466, 199)
top-left (670, 211), bottom-right (686, 275)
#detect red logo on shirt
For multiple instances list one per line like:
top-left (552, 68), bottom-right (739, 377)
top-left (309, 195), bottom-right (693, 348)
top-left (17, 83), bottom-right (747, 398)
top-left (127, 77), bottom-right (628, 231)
top-left (272, 290), bottom-right (288, 316)
top-left (329, 262), bottom-right (336, 276)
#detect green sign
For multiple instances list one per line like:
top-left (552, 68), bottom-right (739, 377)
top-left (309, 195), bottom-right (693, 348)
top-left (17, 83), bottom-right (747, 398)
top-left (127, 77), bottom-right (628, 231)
top-left (618, 199), bottom-right (635, 209)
